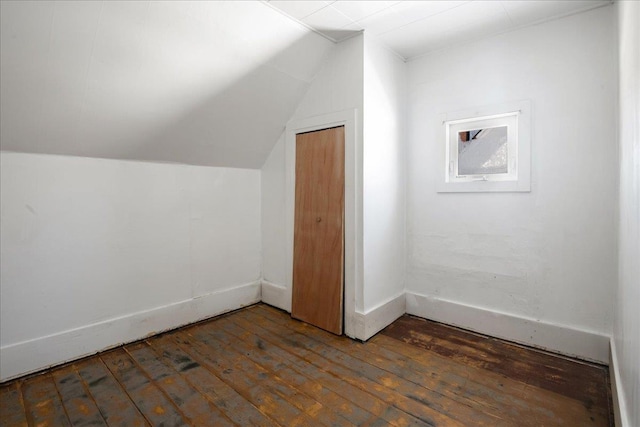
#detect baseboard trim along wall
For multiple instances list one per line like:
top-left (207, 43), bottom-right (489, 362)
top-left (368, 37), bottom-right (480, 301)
top-left (405, 292), bottom-right (611, 364)
top-left (352, 293), bottom-right (406, 341)
top-left (260, 280), bottom-right (290, 312)
top-left (260, 281), bottom-right (405, 341)
top-left (610, 338), bottom-right (631, 427)
top-left (0, 281), bottom-right (261, 382)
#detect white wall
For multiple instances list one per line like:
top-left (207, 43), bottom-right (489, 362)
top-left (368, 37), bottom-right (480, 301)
top-left (613, 1), bottom-right (640, 425)
top-left (261, 132), bottom-right (287, 290)
top-left (261, 35), bottom-right (364, 318)
top-left (361, 35), bottom-right (407, 331)
top-left (291, 36), bottom-right (364, 123)
top-left (261, 34), bottom-right (409, 340)
top-left (405, 6), bottom-right (617, 362)
top-left (0, 152), bottom-right (261, 381)
top-left (0, 1), bottom-right (333, 168)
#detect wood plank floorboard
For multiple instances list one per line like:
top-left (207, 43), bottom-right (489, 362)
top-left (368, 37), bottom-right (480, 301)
top-left (0, 303), bottom-right (613, 426)
top-left (51, 365), bottom-right (107, 426)
top-left (0, 383), bottom-right (27, 427)
top-left (379, 313), bottom-right (613, 427)
top-left (74, 358), bottom-right (148, 426)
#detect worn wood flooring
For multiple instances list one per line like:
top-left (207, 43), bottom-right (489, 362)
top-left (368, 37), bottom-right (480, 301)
top-left (0, 303), bottom-right (612, 426)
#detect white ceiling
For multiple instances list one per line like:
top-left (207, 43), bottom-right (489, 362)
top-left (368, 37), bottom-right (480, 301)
top-left (266, 0), bottom-right (611, 59)
top-left (0, 1), bottom-right (332, 168)
top-left (0, 1), bottom-right (611, 168)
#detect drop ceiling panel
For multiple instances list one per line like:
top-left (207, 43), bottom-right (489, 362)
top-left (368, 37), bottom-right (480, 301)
top-left (379, 1), bottom-right (512, 58)
top-left (302, 5), bottom-right (354, 30)
top-left (267, 0), bottom-right (611, 59)
top-left (386, 0), bottom-right (469, 26)
top-left (269, 0), bottom-right (330, 20)
top-left (500, 0), bottom-right (607, 26)
top-left (330, 1), bottom-right (399, 22)
top-left (354, 8), bottom-right (409, 36)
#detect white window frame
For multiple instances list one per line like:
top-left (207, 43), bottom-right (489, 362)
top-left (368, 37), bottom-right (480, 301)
top-left (437, 100), bottom-right (531, 193)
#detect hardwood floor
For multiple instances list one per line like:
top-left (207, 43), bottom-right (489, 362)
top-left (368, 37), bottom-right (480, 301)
top-left (0, 303), bottom-right (612, 426)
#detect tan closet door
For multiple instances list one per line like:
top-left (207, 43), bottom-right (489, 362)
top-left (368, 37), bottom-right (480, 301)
top-left (292, 126), bottom-right (345, 335)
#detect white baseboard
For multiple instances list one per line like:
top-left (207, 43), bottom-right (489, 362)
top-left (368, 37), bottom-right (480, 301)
top-left (0, 281), bottom-right (261, 382)
top-left (610, 338), bottom-right (632, 427)
top-left (405, 292), bottom-right (610, 364)
top-left (261, 280), bottom-right (290, 312)
top-left (352, 293), bottom-right (406, 341)
top-left (260, 281), bottom-right (404, 342)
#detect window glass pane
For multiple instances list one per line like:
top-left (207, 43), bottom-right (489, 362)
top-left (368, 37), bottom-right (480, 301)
top-left (458, 125), bottom-right (508, 175)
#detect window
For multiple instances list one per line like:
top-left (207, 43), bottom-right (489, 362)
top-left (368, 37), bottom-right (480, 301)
top-left (437, 100), bottom-right (531, 192)
top-left (448, 113), bottom-right (517, 182)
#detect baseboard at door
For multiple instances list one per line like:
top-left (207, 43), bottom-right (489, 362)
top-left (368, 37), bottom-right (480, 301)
top-left (0, 281), bottom-right (261, 382)
top-left (405, 292), bottom-right (610, 364)
top-left (261, 280), bottom-right (290, 312)
top-left (260, 281), bottom-right (404, 342)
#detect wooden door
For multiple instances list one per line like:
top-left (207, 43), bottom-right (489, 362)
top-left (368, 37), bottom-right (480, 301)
top-left (292, 126), bottom-right (345, 335)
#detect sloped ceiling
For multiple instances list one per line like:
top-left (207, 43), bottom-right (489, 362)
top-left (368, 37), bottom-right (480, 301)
top-left (0, 1), bottom-right (333, 168)
top-left (2, 1), bottom-right (611, 169)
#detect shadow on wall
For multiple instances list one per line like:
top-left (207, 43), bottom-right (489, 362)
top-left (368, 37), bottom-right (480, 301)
top-left (122, 32), bottom-right (341, 169)
top-left (0, 0), bottom-right (353, 169)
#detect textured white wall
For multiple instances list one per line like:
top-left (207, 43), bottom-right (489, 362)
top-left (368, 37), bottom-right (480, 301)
top-left (406, 7), bottom-right (617, 342)
top-left (362, 35), bottom-right (406, 312)
top-left (614, 1), bottom-right (640, 425)
top-left (261, 35), bottom-right (364, 313)
top-left (0, 152), bottom-right (261, 380)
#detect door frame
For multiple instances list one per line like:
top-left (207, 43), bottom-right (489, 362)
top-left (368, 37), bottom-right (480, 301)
top-left (284, 109), bottom-right (359, 338)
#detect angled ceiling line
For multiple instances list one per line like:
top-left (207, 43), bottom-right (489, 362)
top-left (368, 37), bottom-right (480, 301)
top-left (260, 1), bottom-right (340, 43)
top-left (405, 0), bottom-right (614, 62)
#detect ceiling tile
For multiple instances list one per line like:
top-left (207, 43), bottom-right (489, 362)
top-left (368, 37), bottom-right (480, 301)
top-left (423, 1), bottom-right (508, 33)
top-left (354, 0), bottom-right (467, 37)
top-left (331, 1), bottom-right (399, 22)
top-left (302, 5), bottom-right (354, 32)
top-left (377, 21), bottom-right (445, 58)
top-left (265, 0), bottom-right (610, 59)
top-left (354, 8), bottom-right (406, 36)
top-left (389, 0), bottom-right (469, 24)
top-left (380, 1), bottom-right (511, 58)
top-left (268, 1), bottom-right (329, 20)
top-left (500, 0), bottom-right (609, 26)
